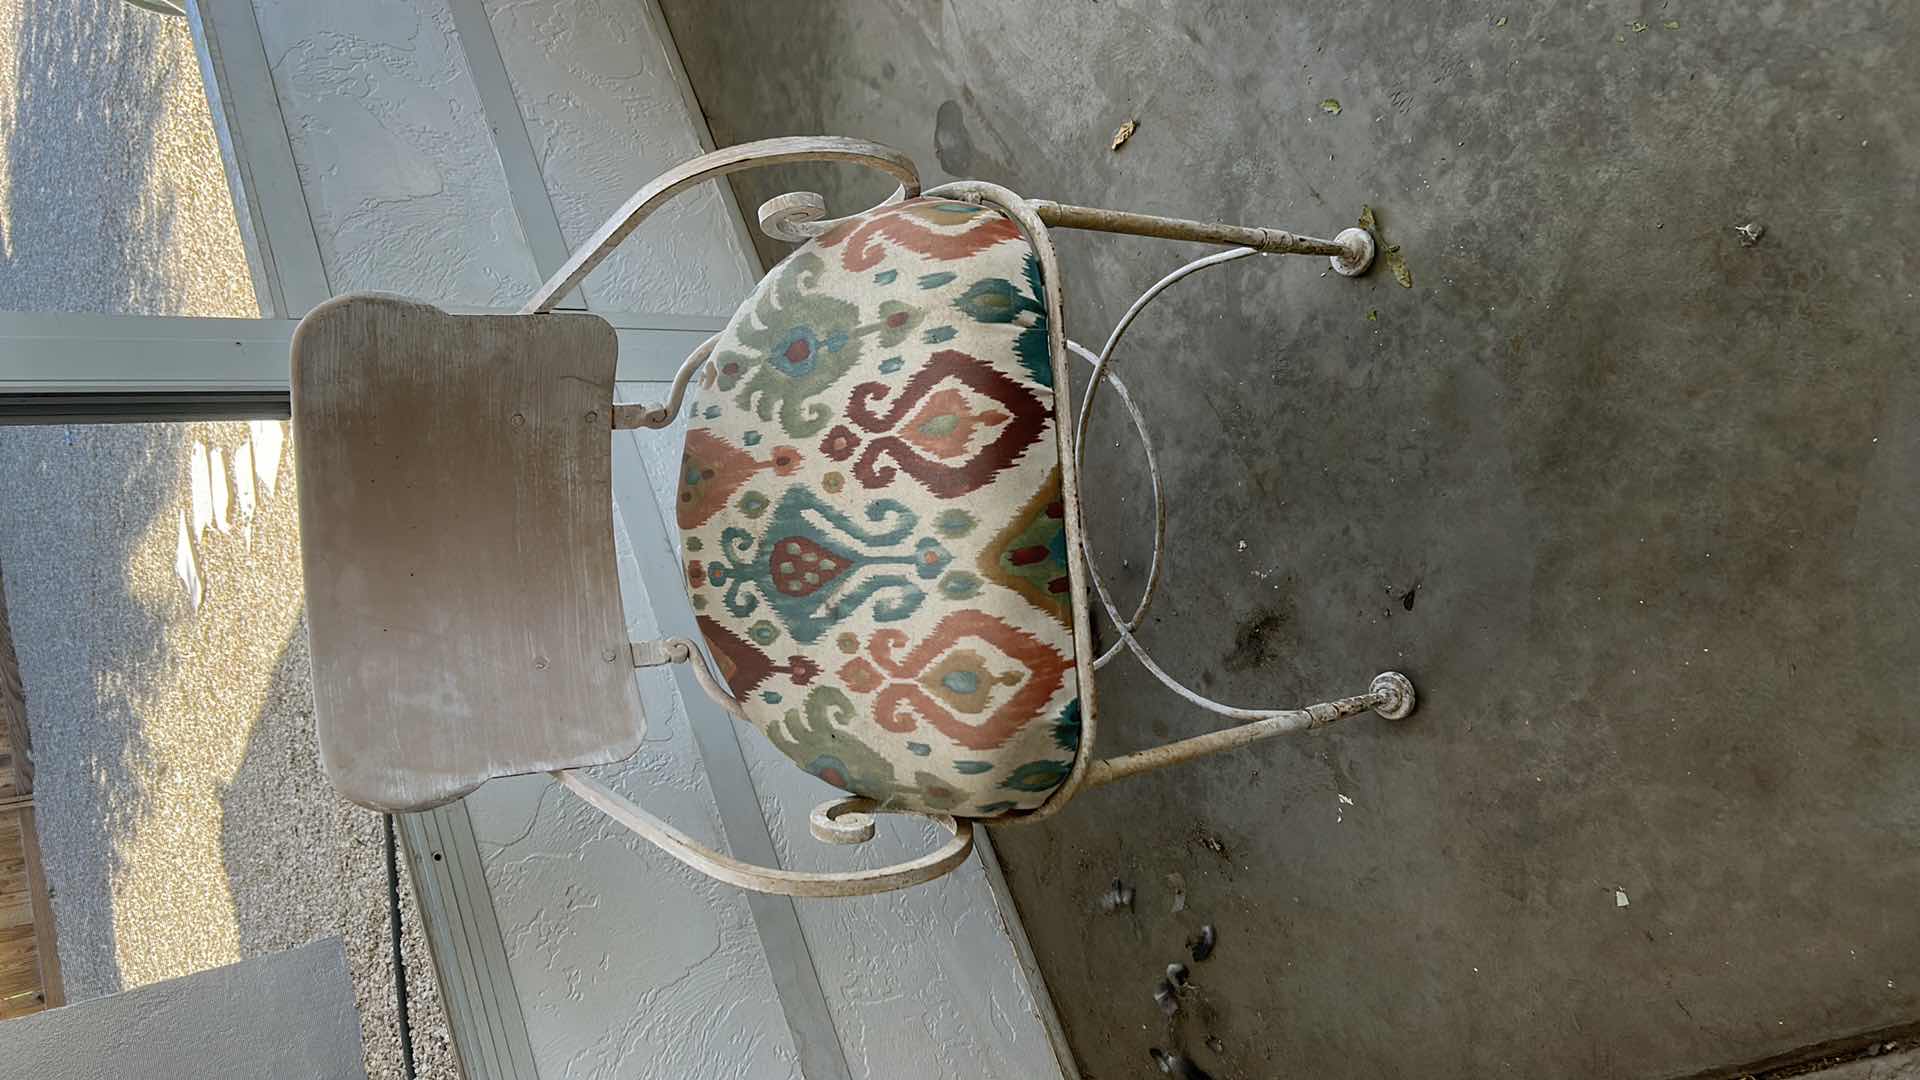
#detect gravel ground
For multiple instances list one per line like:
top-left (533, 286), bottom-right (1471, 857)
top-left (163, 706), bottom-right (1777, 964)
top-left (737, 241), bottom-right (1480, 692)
top-left (0, 3), bottom-right (454, 1077)
top-left (0, 0), bottom-right (253, 317)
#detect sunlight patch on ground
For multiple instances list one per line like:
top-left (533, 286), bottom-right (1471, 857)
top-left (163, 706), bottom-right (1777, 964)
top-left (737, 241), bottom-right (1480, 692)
top-left (0, 0), bottom-right (17, 261)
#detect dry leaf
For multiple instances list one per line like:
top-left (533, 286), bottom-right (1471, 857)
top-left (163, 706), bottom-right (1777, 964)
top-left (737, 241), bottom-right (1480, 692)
top-left (1630, 19), bottom-right (1649, 32)
top-left (1110, 119), bottom-right (1137, 151)
top-left (1367, 309), bottom-right (1378, 321)
top-left (1494, 15), bottom-right (1508, 27)
top-left (1359, 204), bottom-right (1378, 232)
top-left (1320, 98), bottom-right (1343, 115)
top-left (1385, 245), bottom-right (1413, 288)
top-left (1663, 19), bottom-right (1680, 29)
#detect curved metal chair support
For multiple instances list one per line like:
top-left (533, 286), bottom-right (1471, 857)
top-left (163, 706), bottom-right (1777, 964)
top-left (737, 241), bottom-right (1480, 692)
top-left (758, 186), bottom-right (914, 243)
top-left (1066, 250), bottom-right (1261, 666)
top-left (529, 136), bottom-right (1412, 893)
top-left (918, 180), bottom-right (1409, 825)
top-left (553, 769), bottom-right (973, 897)
top-left (613, 333), bottom-right (718, 430)
top-left (914, 179), bottom-right (1102, 819)
top-left (522, 136), bottom-right (920, 314)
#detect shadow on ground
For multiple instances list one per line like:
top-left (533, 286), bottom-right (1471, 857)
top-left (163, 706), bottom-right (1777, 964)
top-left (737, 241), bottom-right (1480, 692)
top-left (0, 424), bottom-right (184, 998)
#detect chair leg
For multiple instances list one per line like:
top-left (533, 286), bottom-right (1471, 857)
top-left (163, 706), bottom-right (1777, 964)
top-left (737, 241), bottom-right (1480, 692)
top-left (1028, 198), bottom-right (1375, 276)
top-left (1081, 672), bottom-right (1414, 790)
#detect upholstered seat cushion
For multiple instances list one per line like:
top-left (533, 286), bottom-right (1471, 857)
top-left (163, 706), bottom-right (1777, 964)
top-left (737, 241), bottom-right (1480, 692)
top-left (678, 197), bottom-right (1080, 818)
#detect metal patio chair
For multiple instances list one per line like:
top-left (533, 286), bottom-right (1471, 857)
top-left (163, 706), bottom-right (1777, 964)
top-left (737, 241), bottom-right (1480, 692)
top-left (294, 136), bottom-right (1414, 896)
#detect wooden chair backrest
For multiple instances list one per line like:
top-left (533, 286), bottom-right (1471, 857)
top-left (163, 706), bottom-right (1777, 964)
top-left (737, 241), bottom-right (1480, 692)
top-left (292, 295), bottom-right (642, 811)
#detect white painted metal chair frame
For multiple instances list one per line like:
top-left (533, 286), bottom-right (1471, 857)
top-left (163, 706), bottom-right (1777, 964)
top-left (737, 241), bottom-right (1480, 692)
top-left (531, 137), bottom-right (1415, 896)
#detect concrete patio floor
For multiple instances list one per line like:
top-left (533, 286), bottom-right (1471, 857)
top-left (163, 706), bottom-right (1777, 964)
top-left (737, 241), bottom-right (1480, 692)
top-left (659, 2), bottom-right (1920, 1077)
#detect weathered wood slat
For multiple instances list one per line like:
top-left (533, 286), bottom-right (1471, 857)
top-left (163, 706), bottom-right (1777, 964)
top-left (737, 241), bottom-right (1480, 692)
top-left (0, 575), bottom-right (58, 1017)
top-left (294, 295), bottom-right (644, 811)
top-left (0, 572), bottom-right (32, 797)
top-left (0, 924), bottom-right (41, 1003)
top-left (0, 806), bottom-right (56, 1016)
top-left (0, 825), bottom-right (30, 929)
top-left (17, 807), bottom-right (59, 1008)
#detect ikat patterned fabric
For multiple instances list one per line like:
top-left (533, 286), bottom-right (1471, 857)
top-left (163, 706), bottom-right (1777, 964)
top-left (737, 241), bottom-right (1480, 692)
top-left (677, 197), bottom-right (1080, 818)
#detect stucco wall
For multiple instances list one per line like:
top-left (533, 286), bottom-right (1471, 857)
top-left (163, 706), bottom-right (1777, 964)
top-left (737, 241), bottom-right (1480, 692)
top-left (0, 938), bottom-right (366, 1080)
top-left (256, 0), bottom-right (541, 307)
top-left (745, 742), bottom-right (1058, 1079)
top-left (477, 0), bottom-right (758, 315)
top-left (464, 478), bottom-right (801, 1078)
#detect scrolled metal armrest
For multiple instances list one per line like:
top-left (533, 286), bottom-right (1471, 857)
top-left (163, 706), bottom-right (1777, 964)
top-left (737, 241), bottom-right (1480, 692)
top-left (553, 770), bottom-right (973, 897)
top-left (524, 136), bottom-right (921, 314)
top-left (758, 185), bottom-right (913, 243)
